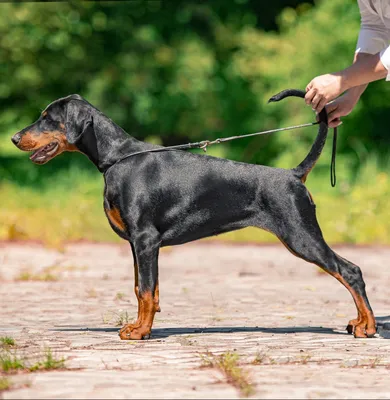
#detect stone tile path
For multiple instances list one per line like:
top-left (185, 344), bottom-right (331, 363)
top-left (1, 242), bottom-right (390, 398)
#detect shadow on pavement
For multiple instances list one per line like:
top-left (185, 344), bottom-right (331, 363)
top-left (376, 315), bottom-right (390, 326)
top-left (51, 322), bottom-right (390, 338)
top-left (51, 325), bottom-right (342, 336)
top-left (376, 315), bottom-right (390, 339)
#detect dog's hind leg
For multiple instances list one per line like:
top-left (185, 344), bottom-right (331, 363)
top-left (119, 231), bottom-right (161, 340)
top-left (260, 186), bottom-right (376, 338)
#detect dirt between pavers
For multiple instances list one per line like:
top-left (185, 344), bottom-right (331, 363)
top-left (1, 242), bottom-right (390, 399)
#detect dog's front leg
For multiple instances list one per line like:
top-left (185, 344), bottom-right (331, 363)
top-left (119, 233), bottom-right (160, 340)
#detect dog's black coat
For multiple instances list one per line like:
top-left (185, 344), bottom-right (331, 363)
top-left (12, 89), bottom-right (376, 339)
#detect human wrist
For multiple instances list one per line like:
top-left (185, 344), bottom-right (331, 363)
top-left (337, 69), bottom-right (352, 92)
top-left (344, 85), bottom-right (366, 105)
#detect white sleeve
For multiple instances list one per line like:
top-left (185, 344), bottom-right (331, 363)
top-left (380, 46), bottom-right (390, 81)
top-left (356, 0), bottom-right (390, 54)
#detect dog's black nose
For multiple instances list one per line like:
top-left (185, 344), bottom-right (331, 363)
top-left (11, 133), bottom-right (21, 146)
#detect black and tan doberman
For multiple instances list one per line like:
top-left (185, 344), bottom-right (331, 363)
top-left (11, 89), bottom-right (376, 340)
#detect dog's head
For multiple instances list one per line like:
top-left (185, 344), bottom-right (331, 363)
top-left (11, 94), bottom-right (95, 164)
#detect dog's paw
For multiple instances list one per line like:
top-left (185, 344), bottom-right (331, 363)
top-left (346, 318), bottom-right (376, 338)
top-left (119, 323), bottom-right (151, 340)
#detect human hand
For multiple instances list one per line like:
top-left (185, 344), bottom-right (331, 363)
top-left (316, 90), bottom-right (360, 128)
top-left (305, 73), bottom-right (346, 113)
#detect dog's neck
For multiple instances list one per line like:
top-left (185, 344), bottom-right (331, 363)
top-left (76, 112), bottom-right (154, 173)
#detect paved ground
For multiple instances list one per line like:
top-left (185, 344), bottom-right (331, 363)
top-left (1, 242), bottom-right (390, 399)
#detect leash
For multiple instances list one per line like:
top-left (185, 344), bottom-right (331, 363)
top-left (330, 127), bottom-right (337, 187)
top-left (106, 121), bottom-right (338, 187)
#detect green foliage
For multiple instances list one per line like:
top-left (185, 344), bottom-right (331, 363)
top-left (199, 351), bottom-right (255, 397)
top-left (2, 157), bottom-right (390, 245)
top-left (0, 352), bottom-right (25, 373)
top-left (2, 0), bottom-right (386, 166)
top-left (1, 0), bottom-right (389, 245)
top-left (0, 337), bottom-right (15, 347)
top-left (28, 349), bottom-right (65, 372)
top-left (0, 348), bottom-right (65, 374)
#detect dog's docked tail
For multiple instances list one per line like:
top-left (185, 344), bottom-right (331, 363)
top-left (268, 89), bottom-right (328, 182)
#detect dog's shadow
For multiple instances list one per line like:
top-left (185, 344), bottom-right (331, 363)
top-left (51, 325), bottom-right (341, 337)
top-left (51, 316), bottom-right (390, 339)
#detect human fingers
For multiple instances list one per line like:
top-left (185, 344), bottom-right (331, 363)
top-left (327, 107), bottom-right (342, 121)
top-left (314, 97), bottom-right (328, 113)
top-left (306, 81), bottom-right (313, 92)
top-left (304, 87), bottom-right (316, 106)
top-left (328, 118), bottom-right (343, 128)
top-left (310, 92), bottom-right (323, 110)
top-left (325, 101), bottom-right (338, 114)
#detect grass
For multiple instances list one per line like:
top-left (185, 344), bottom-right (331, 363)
top-left (0, 352), bottom-right (25, 373)
top-left (115, 310), bottom-right (131, 326)
top-left (101, 311), bottom-right (113, 324)
top-left (0, 348), bottom-right (65, 374)
top-left (101, 309), bottom-right (132, 325)
top-left (28, 349), bottom-right (65, 372)
top-left (14, 264), bottom-right (88, 282)
top-left (199, 351), bottom-right (255, 397)
top-left (14, 268), bottom-right (59, 282)
top-left (0, 377), bottom-right (12, 391)
top-left (2, 155), bottom-right (390, 246)
top-left (115, 292), bottom-right (126, 301)
top-left (0, 337), bottom-right (15, 347)
top-left (0, 167), bottom-right (115, 247)
top-left (252, 352), bottom-right (267, 365)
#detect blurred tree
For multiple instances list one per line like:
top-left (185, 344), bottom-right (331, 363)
top-left (0, 0), bottom-right (388, 178)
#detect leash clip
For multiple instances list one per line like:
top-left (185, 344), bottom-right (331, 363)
top-left (199, 140), bottom-right (210, 152)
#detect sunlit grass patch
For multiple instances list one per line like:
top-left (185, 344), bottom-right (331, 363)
top-left (0, 352), bottom-right (25, 373)
top-left (1, 156), bottom-right (390, 246)
top-left (115, 292), bottom-right (126, 301)
top-left (0, 348), bottom-right (65, 374)
top-left (14, 268), bottom-right (59, 282)
top-left (0, 337), bottom-right (15, 347)
top-left (199, 351), bottom-right (255, 397)
top-left (28, 349), bottom-right (65, 372)
top-left (0, 377), bottom-right (12, 391)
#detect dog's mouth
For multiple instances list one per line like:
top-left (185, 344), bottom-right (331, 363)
top-left (29, 141), bottom-right (59, 164)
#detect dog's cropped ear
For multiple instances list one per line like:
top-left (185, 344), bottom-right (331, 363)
top-left (65, 100), bottom-right (93, 145)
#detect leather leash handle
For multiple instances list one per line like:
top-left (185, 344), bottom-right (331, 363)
top-left (330, 127), bottom-right (337, 187)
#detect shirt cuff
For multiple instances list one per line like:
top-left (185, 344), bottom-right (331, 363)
top-left (380, 47), bottom-right (390, 81)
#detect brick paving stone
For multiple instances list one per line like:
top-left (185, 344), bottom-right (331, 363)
top-left (0, 242), bottom-right (390, 399)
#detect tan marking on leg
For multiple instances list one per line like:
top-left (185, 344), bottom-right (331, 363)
top-left (119, 291), bottom-right (158, 340)
top-left (277, 236), bottom-right (375, 338)
top-left (134, 263), bottom-right (140, 320)
top-left (154, 281), bottom-right (161, 312)
top-left (134, 263), bottom-right (139, 298)
top-left (332, 272), bottom-right (376, 337)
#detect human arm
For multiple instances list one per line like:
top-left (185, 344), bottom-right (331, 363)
top-left (305, 51), bottom-right (388, 115)
top-left (305, 0), bottom-right (390, 115)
